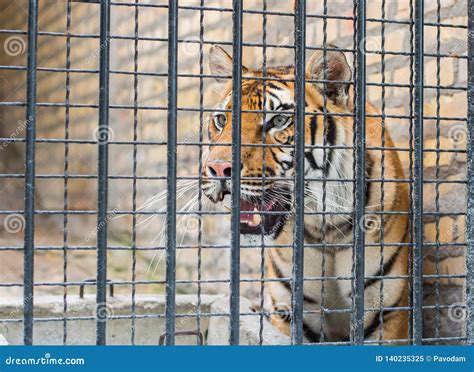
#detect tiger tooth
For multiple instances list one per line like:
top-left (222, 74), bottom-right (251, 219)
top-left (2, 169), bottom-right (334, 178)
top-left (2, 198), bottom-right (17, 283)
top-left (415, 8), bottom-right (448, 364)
top-left (253, 210), bottom-right (262, 226)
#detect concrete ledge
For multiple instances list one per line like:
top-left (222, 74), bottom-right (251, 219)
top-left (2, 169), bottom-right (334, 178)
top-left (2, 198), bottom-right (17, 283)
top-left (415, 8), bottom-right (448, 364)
top-left (0, 294), bottom-right (223, 345)
top-left (0, 295), bottom-right (289, 345)
top-left (207, 297), bottom-right (290, 345)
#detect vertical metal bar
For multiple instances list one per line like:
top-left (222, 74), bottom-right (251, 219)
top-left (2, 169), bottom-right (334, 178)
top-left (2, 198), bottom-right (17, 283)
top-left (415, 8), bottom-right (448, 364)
top-left (412, 0), bottom-right (424, 346)
top-left (229, 0), bottom-right (243, 345)
top-left (196, 0), bottom-right (205, 343)
top-left (165, 0), bottom-right (178, 346)
top-left (291, 0), bottom-right (305, 345)
top-left (258, 0), bottom-right (268, 345)
top-left (353, 0), bottom-right (366, 345)
top-left (466, 0), bottom-right (474, 345)
top-left (23, 0), bottom-right (39, 346)
top-left (63, 0), bottom-right (72, 345)
top-left (130, 0), bottom-right (139, 345)
top-left (96, 0), bottom-right (111, 346)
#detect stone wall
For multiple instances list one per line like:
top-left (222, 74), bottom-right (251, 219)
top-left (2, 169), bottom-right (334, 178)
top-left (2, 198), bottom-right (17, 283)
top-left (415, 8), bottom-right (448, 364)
top-left (0, 0), bottom-right (469, 343)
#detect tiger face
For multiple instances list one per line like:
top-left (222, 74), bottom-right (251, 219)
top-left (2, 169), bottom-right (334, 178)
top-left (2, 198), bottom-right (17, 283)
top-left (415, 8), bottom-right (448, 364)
top-left (202, 45), bottom-right (352, 238)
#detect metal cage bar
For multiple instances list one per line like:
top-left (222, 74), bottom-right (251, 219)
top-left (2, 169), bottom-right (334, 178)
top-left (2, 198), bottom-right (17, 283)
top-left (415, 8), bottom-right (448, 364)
top-left (412, 0), bottom-right (425, 346)
top-left (291, 0), bottom-right (306, 346)
top-left (165, 0), bottom-right (179, 346)
top-left (23, 0), bottom-right (39, 346)
top-left (229, 0), bottom-right (243, 346)
top-left (353, 0), bottom-right (367, 345)
top-left (467, 0), bottom-right (474, 345)
top-left (96, 0), bottom-right (111, 346)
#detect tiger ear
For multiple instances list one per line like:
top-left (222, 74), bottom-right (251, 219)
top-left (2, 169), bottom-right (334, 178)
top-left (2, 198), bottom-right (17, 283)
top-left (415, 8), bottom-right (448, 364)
top-left (306, 47), bottom-right (352, 106)
top-left (209, 45), bottom-right (248, 82)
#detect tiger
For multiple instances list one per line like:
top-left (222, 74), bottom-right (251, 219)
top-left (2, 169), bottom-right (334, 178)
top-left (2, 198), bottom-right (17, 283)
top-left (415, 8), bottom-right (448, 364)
top-left (201, 45), bottom-right (410, 344)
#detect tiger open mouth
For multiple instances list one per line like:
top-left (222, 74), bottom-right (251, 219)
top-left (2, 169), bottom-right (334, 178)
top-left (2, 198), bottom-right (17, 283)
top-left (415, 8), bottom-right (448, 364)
top-left (239, 189), bottom-right (292, 235)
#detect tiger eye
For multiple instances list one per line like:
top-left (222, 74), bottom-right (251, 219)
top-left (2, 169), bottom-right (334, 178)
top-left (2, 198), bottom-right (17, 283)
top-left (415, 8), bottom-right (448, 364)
top-left (271, 114), bottom-right (289, 128)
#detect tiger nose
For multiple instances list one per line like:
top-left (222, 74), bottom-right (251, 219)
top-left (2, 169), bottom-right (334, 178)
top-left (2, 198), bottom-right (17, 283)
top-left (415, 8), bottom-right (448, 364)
top-left (207, 161), bottom-right (232, 178)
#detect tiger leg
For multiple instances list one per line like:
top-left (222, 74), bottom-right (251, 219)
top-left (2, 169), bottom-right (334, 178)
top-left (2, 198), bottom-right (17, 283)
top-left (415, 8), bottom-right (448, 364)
top-left (333, 245), bottom-right (409, 343)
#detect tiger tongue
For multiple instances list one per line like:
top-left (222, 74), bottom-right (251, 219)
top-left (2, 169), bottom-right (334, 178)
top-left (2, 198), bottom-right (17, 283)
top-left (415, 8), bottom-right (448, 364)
top-left (240, 200), bottom-right (255, 224)
top-left (239, 200), bottom-right (262, 226)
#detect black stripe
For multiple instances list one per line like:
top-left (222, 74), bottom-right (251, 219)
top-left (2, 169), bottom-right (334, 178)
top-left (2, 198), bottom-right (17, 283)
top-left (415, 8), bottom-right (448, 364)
top-left (269, 96), bottom-right (275, 110)
top-left (341, 292), bottom-right (405, 342)
top-left (363, 292), bottom-right (405, 340)
top-left (326, 115), bottom-right (337, 146)
top-left (270, 148), bottom-right (292, 170)
top-left (266, 90), bottom-right (281, 103)
top-left (310, 115), bottom-right (317, 145)
top-left (269, 255), bottom-right (318, 305)
top-left (327, 217), bottom-right (353, 238)
top-left (267, 82), bottom-right (284, 91)
top-left (305, 151), bottom-right (320, 170)
top-left (276, 103), bottom-right (295, 111)
top-left (365, 153), bottom-right (374, 206)
top-left (303, 321), bottom-right (321, 343)
top-left (364, 248), bottom-right (402, 289)
top-left (324, 115), bottom-right (337, 176)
